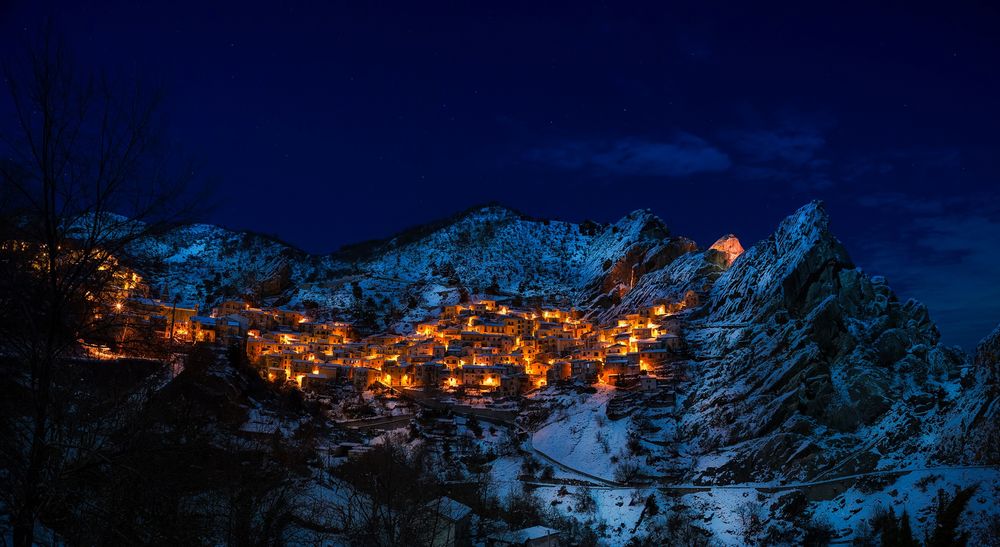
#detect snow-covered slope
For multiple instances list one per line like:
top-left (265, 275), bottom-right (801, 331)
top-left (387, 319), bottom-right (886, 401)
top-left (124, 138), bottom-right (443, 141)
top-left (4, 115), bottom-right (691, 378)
top-left (132, 205), bottom-right (696, 331)
top-left (129, 223), bottom-right (324, 307)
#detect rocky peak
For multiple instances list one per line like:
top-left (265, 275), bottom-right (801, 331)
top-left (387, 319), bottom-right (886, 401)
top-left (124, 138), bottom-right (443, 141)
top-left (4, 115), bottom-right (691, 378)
top-left (707, 234), bottom-right (744, 267)
top-left (976, 322), bottom-right (1000, 384)
top-left (773, 200), bottom-right (832, 253)
top-left (608, 209), bottom-right (669, 239)
top-left (676, 201), bottom-right (974, 484)
top-left (704, 201), bottom-right (852, 324)
top-left (458, 204), bottom-right (523, 222)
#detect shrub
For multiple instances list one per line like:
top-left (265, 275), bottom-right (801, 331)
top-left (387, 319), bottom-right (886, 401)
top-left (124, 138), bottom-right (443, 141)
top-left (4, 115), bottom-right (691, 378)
top-left (915, 473), bottom-right (943, 492)
top-left (574, 489), bottom-right (597, 513)
top-left (855, 473), bottom-right (894, 494)
top-left (802, 514), bottom-right (835, 546)
top-left (520, 456), bottom-right (540, 478)
top-left (502, 488), bottom-right (544, 528)
top-left (737, 501), bottom-right (765, 544)
top-left (540, 465), bottom-right (555, 481)
top-left (627, 431), bottom-right (646, 456)
top-left (644, 494), bottom-right (659, 517)
top-left (595, 430), bottom-right (610, 453)
top-left (614, 460), bottom-right (641, 484)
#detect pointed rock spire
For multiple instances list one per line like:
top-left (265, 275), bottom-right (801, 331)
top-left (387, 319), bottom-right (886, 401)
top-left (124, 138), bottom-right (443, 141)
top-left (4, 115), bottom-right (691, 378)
top-left (709, 234), bottom-right (744, 267)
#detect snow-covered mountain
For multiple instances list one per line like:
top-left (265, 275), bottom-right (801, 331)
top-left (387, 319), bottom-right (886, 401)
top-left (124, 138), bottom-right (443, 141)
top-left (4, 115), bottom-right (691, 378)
top-left (123, 201), bottom-right (1000, 542)
top-left (133, 205), bottom-right (694, 330)
top-left (678, 203), bottom-right (975, 480)
top-left (134, 202), bottom-right (1000, 476)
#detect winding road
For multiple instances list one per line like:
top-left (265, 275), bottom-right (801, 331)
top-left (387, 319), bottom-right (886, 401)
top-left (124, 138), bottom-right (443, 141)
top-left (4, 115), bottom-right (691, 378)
top-left (373, 385), bottom-right (999, 498)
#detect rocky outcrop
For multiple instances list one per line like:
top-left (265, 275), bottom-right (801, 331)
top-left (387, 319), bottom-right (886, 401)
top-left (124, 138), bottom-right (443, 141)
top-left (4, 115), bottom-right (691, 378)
top-left (707, 234), bottom-right (744, 268)
top-left (678, 201), bottom-right (967, 483)
top-left (976, 323), bottom-right (1000, 386)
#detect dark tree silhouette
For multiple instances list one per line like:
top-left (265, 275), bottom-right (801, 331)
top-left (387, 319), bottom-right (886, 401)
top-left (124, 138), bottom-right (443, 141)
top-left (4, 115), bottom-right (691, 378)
top-left (0, 25), bottom-right (199, 546)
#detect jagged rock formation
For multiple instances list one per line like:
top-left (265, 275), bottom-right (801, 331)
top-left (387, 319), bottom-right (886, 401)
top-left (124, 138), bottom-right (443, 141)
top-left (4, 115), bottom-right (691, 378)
top-left (707, 234), bottom-right (744, 267)
top-left (977, 323), bottom-right (1000, 386)
top-left (955, 323), bottom-right (1000, 464)
top-left (680, 202), bottom-right (969, 482)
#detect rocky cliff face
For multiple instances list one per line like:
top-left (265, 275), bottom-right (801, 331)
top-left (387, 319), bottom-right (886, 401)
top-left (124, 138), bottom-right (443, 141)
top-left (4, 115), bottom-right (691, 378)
top-left (678, 202), bottom-right (974, 482)
top-left (976, 323), bottom-right (1000, 384)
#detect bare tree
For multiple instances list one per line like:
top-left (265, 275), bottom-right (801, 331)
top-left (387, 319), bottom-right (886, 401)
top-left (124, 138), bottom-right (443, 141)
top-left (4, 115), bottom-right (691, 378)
top-left (0, 24), bottom-right (200, 545)
top-left (331, 441), bottom-right (447, 546)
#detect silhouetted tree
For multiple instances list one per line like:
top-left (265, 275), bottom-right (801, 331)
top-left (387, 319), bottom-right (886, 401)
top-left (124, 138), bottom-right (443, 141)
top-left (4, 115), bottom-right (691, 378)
top-left (928, 485), bottom-right (978, 547)
top-left (0, 25), bottom-right (198, 546)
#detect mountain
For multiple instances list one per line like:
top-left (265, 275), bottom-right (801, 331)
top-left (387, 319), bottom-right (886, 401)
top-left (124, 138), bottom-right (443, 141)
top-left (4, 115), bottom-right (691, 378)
top-left (133, 205), bottom-right (695, 331)
top-left (679, 202), bottom-right (973, 481)
top-left (123, 201), bottom-right (1000, 542)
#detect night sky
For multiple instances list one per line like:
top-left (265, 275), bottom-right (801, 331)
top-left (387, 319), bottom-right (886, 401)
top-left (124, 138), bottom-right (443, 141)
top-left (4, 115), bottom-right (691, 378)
top-left (2, 1), bottom-right (998, 349)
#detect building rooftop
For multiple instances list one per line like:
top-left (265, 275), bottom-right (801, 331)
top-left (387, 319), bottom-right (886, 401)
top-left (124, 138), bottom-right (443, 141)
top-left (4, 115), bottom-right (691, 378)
top-left (489, 525), bottom-right (560, 543)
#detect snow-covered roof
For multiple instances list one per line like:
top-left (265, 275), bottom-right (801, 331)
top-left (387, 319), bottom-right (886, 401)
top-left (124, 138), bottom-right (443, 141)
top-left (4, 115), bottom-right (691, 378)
top-left (429, 496), bottom-right (472, 522)
top-left (489, 525), bottom-right (560, 543)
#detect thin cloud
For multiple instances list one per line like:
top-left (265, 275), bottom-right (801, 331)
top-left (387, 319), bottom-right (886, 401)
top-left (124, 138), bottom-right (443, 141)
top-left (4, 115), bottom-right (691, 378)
top-left (528, 134), bottom-right (731, 177)
top-left (724, 127), bottom-right (827, 166)
top-left (855, 195), bottom-right (1000, 349)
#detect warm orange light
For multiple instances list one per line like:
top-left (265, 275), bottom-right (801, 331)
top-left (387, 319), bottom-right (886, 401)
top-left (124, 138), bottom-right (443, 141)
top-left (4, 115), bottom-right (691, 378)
top-left (483, 376), bottom-right (495, 386)
top-left (383, 374), bottom-right (392, 384)
top-left (447, 377), bottom-right (458, 387)
top-left (114, 302), bottom-right (123, 311)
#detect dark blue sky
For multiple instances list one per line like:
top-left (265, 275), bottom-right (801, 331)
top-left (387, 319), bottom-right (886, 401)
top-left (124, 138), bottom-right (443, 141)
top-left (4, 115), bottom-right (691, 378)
top-left (2, 1), bottom-right (998, 349)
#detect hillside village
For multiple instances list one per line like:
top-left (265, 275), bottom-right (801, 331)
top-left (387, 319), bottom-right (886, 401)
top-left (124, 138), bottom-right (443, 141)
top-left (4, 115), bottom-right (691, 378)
top-left (117, 288), bottom-right (698, 400)
top-left (8, 233), bottom-right (699, 404)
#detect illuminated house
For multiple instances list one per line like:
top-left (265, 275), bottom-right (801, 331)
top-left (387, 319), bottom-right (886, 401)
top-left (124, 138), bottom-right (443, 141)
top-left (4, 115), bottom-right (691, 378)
top-left (212, 299), bottom-right (251, 317)
top-left (460, 365), bottom-right (506, 389)
top-left (499, 373), bottom-right (531, 396)
top-left (126, 296), bottom-right (199, 339)
top-left (238, 296), bottom-right (684, 395)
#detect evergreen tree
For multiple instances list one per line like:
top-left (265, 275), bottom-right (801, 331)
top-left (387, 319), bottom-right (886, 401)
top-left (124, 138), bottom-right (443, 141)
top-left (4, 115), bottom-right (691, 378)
top-left (928, 485), bottom-right (977, 547)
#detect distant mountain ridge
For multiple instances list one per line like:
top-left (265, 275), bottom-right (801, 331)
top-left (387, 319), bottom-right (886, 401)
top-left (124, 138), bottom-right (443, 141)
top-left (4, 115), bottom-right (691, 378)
top-left (130, 204), bottom-right (697, 330)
